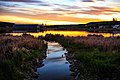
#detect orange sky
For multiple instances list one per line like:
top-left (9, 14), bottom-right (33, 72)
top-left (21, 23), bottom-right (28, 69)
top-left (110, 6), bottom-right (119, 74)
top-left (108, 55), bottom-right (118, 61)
top-left (0, 0), bottom-right (120, 25)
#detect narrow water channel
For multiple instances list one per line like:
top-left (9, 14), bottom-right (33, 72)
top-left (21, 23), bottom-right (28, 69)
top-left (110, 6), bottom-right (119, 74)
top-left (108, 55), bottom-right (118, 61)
top-left (37, 42), bottom-right (73, 80)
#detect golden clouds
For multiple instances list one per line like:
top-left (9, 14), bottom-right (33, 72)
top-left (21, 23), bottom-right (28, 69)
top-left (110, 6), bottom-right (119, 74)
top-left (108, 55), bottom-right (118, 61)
top-left (0, 0), bottom-right (120, 24)
top-left (0, 15), bottom-right (79, 25)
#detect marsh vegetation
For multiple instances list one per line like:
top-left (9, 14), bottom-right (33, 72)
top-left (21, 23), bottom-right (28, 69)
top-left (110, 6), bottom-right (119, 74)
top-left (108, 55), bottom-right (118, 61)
top-left (44, 34), bottom-right (120, 80)
top-left (0, 34), bottom-right (47, 80)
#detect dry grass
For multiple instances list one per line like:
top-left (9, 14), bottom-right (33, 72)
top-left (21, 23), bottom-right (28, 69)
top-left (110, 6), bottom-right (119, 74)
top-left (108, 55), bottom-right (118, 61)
top-left (0, 34), bottom-right (44, 60)
top-left (66, 36), bottom-right (120, 52)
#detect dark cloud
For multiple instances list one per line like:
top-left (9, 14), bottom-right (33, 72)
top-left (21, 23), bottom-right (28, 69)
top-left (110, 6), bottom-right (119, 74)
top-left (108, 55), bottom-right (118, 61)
top-left (0, 0), bottom-right (43, 2)
top-left (91, 6), bottom-right (120, 12)
top-left (98, 0), bottom-right (105, 1)
top-left (78, 6), bottom-right (120, 15)
top-left (0, 2), bottom-right (18, 7)
top-left (0, 7), bottom-right (17, 15)
top-left (54, 4), bottom-right (81, 10)
top-left (82, 0), bottom-right (94, 2)
top-left (39, 3), bottom-right (51, 6)
top-left (82, 0), bottom-right (105, 2)
top-left (53, 8), bottom-right (71, 12)
top-left (0, 0), bottom-right (51, 7)
top-left (64, 5), bottom-right (81, 9)
top-left (0, 3), bottom-right (62, 17)
top-left (25, 2), bottom-right (51, 7)
top-left (35, 3), bottom-right (51, 6)
top-left (0, 0), bottom-right (52, 16)
top-left (65, 6), bottom-right (120, 15)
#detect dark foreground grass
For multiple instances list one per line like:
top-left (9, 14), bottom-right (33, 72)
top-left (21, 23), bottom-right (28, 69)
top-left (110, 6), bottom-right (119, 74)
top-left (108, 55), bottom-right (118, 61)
top-left (0, 34), bottom-right (47, 80)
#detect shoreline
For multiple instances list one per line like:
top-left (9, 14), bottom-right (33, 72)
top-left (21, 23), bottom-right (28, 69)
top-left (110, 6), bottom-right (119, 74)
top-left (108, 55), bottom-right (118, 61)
top-left (65, 52), bottom-right (80, 80)
top-left (27, 50), bottom-right (47, 80)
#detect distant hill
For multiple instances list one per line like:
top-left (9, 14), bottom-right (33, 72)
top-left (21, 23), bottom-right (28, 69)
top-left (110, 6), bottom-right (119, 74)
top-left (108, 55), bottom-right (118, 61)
top-left (0, 22), bottom-right (15, 33)
top-left (45, 21), bottom-right (120, 30)
top-left (0, 22), bottom-right (15, 28)
top-left (13, 24), bottom-right (45, 32)
top-left (46, 24), bottom-right (86, 30)
top-left (87, 21), bottom-right (120, 26)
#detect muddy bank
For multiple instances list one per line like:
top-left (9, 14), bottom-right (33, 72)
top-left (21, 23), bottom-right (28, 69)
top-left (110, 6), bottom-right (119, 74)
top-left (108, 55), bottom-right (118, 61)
top-left (65, 52), bottom-right (80, 80)
top-left (26, 50), bottom-right (47, 80)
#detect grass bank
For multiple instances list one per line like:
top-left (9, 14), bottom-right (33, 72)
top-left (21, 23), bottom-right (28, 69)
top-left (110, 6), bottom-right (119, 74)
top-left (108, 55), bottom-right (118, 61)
top-left (0, 34), bottom-right (47, 80)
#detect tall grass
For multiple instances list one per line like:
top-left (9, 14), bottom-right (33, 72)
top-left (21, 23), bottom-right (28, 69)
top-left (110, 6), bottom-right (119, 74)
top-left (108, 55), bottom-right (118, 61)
top-left (0, 34), bottom-right (47, 80)
top-left (66, 36), bottom-right (120, 52)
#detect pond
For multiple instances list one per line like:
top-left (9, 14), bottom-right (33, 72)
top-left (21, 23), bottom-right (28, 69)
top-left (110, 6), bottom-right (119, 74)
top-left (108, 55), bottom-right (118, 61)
top-left (8, 30), bottom-right (120, 37)
top-left (37, 42), bottom-right (73, 80)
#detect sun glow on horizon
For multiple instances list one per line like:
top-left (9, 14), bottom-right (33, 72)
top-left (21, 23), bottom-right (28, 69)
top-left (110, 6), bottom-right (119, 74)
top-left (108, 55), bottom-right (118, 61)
top-left (0, 15), bottom-right (80, 25)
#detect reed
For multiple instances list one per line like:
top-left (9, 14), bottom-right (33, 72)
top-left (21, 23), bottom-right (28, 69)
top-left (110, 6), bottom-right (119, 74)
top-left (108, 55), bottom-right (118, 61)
top-left (66, 36), bottom-right (120, 52)
top-left (0, 34), bottom-right (47, 80)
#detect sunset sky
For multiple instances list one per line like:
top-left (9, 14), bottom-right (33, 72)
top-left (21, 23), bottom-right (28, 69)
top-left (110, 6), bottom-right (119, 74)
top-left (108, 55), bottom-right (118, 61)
top-left (0, 0), bottom-right (120, 25)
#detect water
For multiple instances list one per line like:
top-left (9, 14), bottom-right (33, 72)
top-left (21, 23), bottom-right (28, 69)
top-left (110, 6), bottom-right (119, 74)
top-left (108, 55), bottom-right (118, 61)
top-left (8, 30), bottom-right (120, 37)
top-left (37, 42), bottom-right (73, 80)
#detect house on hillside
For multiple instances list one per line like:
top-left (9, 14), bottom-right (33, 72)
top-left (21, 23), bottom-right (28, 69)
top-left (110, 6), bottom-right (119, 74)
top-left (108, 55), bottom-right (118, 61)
top-left (99, 25), bottom-right (106, 29)
top-left (112, 25), bottom-right (120, 29)
top-left (13, 24), bottom-right (45, 32)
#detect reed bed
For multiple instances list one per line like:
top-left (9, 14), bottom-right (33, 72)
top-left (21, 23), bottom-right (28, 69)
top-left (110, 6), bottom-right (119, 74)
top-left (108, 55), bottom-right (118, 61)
top-left (0, 34), bottom-right (44, 60)
top-left (66, 36), bottom-right (120, 52)
top-left (0, 34), bottom-right (46, 80)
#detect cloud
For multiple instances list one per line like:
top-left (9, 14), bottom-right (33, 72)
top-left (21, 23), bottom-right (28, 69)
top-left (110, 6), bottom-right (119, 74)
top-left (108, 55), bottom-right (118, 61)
top-left (38, 3), bottom-right (51, 6)
top-left (0, 0), bottom-right (54, 16)
top-left (53, 3), bottom-right (81, 10)
top-left (82, 0), bottom-right (95, 2)
top-left (0, 0), bottom-right (42, 2)
top-left (81, 0), bottom-right (105, 2)
top-left (78, 6), bottom-right (120, 15)
top-left (0, 2), bottom-right (18, 7)
top-left (53, 8), bottom-right (71, 12)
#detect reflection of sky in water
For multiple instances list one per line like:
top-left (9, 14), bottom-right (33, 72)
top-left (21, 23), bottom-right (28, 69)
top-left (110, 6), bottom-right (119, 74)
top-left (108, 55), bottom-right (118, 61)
top-left (8, 31), bottom-right (120, 37)
top-left (37, 42), bottom-right (72, 80)
top-left (47, 51), bottom-right (65, 58)
top-left (47, 45), bottom-right (64, 54)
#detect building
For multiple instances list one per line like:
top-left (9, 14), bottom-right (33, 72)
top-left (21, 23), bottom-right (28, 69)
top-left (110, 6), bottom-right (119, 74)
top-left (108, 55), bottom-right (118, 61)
top-left (112, 25), bottom-right (120, 29)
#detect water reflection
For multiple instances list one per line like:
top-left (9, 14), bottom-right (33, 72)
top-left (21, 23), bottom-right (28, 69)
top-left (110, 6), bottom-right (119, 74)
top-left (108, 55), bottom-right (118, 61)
top-left (9, 31), bottom-right (120, 37)
top-left (37, 42), bottom-right (72, 80)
